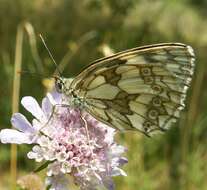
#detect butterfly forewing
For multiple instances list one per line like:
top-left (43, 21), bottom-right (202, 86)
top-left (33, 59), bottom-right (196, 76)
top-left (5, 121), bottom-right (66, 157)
top-left (70, 43), bottom-right (195, 136)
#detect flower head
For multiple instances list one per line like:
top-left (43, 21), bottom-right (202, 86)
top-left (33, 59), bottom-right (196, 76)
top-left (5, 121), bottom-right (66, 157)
top-left (0, 92), bottom-right (127, 190)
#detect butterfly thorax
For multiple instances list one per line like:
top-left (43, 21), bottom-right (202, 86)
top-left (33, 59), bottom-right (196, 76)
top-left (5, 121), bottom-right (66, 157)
top-left (55, 77), bottom-right (85, 109)
top-left (67, 90), bottom-right (85, 109)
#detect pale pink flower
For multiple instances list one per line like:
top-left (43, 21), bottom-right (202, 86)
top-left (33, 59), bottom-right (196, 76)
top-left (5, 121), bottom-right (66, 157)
top-left (0, 92), bottom-right (127, 190)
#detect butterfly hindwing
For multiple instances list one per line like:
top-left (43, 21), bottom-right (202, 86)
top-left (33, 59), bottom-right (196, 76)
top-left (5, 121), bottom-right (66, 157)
top-left (69, 43), bottom-right (195, 135)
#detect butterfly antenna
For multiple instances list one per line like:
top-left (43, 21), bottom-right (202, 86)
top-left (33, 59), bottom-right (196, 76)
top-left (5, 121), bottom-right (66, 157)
top-left (18, 70), bottom-right (57, 79)
top-left (39, 34), bottom-right (61, 76)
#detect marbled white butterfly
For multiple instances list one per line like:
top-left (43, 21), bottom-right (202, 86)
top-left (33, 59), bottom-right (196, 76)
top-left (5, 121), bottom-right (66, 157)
top-left (53, 43), bottom-right (195, 136)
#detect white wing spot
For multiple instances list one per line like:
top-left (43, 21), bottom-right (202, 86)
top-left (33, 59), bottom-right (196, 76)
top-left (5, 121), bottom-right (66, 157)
top-left (127, 114), bottom-right (145, 131)
top-left (87, 76), bottom-right (106, 89)
top-left (126, 56), bottom-right (147, 65)
top-left (86, 84), bottom-right (120, 100)
top-left (115, 65), bottom-right (137, 74)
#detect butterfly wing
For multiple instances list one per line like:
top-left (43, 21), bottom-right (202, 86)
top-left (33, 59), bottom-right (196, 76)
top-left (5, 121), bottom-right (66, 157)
top-left (70, 43), bottom-right (195, 135)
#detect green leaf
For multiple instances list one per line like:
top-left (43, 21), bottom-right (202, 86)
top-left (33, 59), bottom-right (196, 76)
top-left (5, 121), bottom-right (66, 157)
top-left (46, 185), bottom-right (52, 190)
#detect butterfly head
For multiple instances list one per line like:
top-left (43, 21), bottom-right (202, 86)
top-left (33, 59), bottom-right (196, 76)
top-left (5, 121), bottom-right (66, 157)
top-left (54, 76), bottom-right (84, 108)
top-left (54, 76), bottom-right (65, 93)
top-left (54, 76), bottom-right (74, 95)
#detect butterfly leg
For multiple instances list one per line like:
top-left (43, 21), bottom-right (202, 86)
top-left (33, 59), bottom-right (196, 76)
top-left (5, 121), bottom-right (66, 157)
top-left (80, 115), bottom-right (92, 151)
top-left (40, 103), bottom-right (70, 134)
top-left (80, 114), bottom-right (101, 178)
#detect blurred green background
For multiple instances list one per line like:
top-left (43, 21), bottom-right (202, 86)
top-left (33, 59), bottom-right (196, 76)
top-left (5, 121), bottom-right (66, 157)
top-left (0, 0), bottom-right (207, 189)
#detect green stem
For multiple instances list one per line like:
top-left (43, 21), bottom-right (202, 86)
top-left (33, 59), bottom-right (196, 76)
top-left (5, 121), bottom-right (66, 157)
top-left (11, 23), bottom-right (23, 190)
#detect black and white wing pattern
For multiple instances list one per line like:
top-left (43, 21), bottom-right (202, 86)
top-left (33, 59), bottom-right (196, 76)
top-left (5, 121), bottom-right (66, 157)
top-left (70, 43), bottom-right (195, 136)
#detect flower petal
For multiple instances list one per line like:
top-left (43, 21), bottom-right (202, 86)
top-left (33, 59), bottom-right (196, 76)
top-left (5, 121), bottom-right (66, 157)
top-left (0, 129), bottom-right (32, 144)
top-left (50, 91), bottom-right (62, 104)
top-left (11, 113), bottom-right (35, 133)
top-left (45, 174), bottom-right (70, 190)
top-left (103, 178), bottom-right (115, 190)
top-left (111, 167), bottom-right (127, 176)
top-left (42, 97), bottom-right (52, 118)
top-left (110, 144), bottom-right (126, 156)
top-left (46, 93), bottom-right (56, 106)
top-left (118, 157), bottom-right (128, 165)
top-left (21, 96), bottom-right (45, 121)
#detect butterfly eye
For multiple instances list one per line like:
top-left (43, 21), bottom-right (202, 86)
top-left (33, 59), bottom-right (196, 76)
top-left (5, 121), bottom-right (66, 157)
top-left (55, 80), bottom-right (63, 93)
